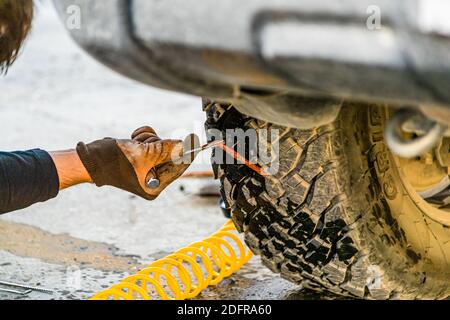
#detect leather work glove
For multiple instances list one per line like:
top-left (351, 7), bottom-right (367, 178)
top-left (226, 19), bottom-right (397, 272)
top-left (76, 126), bottom-right (200, 200)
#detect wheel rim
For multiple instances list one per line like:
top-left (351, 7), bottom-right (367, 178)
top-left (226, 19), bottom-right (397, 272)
top-left (376, 108), bottom-right (450, 270)
top-left (393, 152), bottom-right (450, 227)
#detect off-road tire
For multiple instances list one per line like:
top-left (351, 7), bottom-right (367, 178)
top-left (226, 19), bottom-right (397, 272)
top-left (204, 100), bottom-right (450, 299)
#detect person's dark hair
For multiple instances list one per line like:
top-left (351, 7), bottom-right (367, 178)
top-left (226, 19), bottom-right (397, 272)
top-left (0, 0), bottom-right (33, 74)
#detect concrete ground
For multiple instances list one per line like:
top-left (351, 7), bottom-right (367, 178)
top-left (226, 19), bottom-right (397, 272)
top-left (0, 2), bottom-right (319, 300)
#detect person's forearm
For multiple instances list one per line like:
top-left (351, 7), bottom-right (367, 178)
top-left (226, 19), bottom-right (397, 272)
top-left (49, 149), bottom-right (92, 189)
top-left (0, 149), bottom-right (60, 214)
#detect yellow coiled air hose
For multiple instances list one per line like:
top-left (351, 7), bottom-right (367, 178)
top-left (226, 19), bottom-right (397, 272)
top-left (91, 220), bottom-right (252, 300)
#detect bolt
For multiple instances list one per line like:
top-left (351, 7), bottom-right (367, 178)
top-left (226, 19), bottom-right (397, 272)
top-left (146, 178), bottom-right (160, 189)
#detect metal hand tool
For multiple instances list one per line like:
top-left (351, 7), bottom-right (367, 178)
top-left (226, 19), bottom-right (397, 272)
top-left (0, 280), bottom-right (54, 294)
top-left (146, 139), bottom-right (224, 189)
top-left (0, 287), bottom-right (32, 295)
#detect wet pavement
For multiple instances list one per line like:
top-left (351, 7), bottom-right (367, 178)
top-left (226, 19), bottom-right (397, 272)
top-left (0, 2), bottom-right (314, 300)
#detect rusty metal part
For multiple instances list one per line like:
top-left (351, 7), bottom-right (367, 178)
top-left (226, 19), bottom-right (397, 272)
top-left (217, 142), bottom-right (267, 176)
top-left (181, 171), bottom-right (215, 178)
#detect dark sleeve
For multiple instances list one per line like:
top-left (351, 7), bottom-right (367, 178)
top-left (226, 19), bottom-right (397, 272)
top-left (0, 149), bottom-right (60, 214)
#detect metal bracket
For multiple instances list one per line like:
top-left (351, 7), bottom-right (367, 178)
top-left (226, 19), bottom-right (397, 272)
top-left (384, 108), bottom-right (447, 158)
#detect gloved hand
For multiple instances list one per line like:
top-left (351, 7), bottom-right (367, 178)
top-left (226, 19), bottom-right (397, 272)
top-left (76, 126), bottom-right (200, 200)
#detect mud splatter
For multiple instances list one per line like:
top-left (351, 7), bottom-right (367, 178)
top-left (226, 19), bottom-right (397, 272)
top-left (0, 220), bottom-right (142, 272)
